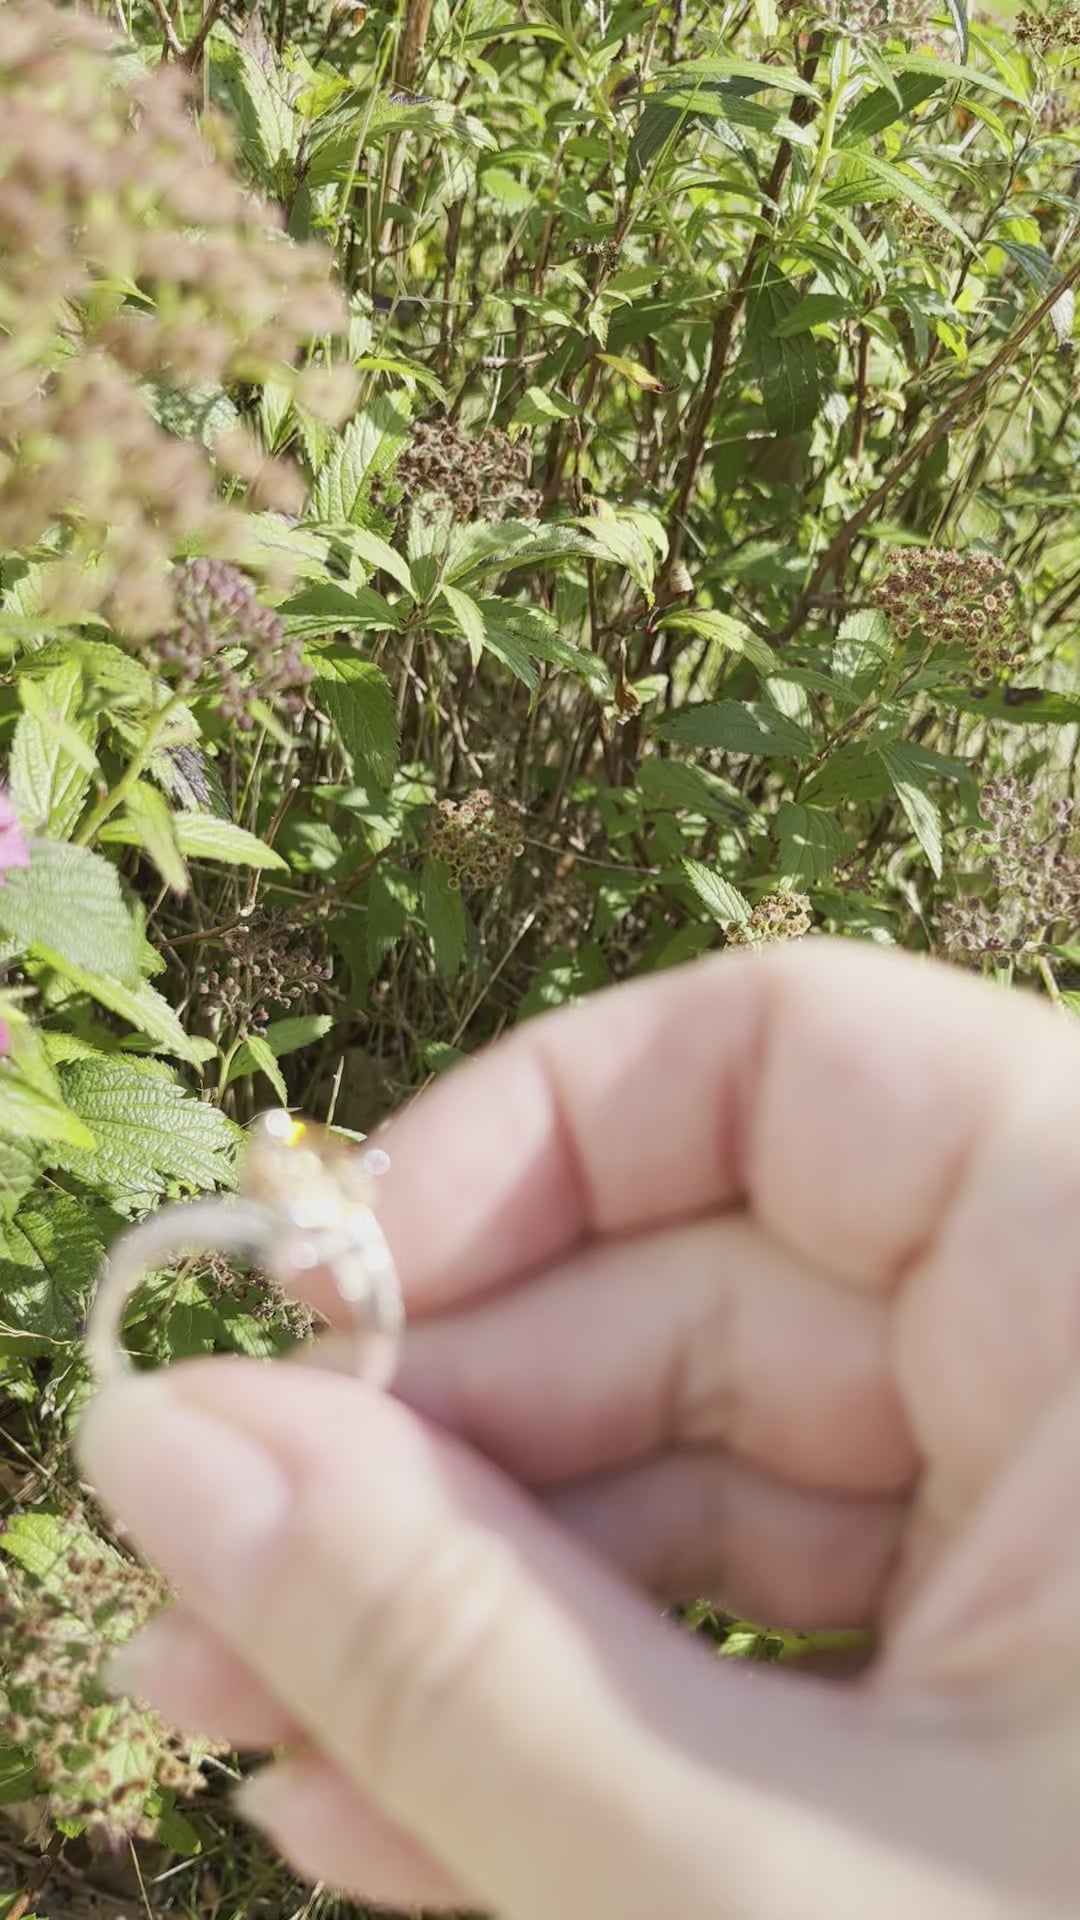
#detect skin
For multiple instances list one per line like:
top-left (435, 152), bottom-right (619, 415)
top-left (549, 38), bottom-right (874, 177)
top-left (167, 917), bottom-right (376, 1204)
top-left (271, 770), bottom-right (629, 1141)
top-left (77, 938), bottom-right (1080, 1919)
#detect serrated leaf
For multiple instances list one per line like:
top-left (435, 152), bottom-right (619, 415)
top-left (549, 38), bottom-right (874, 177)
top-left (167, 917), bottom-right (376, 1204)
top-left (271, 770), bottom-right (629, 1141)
top-left (682, 860), bottom-right (751, 926)
top-left (0, 1069), bottom-right (96, 1150)
top-left (344, 524), bottom-right (415, 594)
top-left (40, 959), bottom-right (207, 1067)
top-left (124, 780), bottom-right (188, 895)
top-left (226, 1014), bottom-right (331, 1089)
top-left (173, 814), bottom-right (288, 871)
top-left (653, 700), bottom-right (811, 756)
top-left (247, 1014), bottom-right (333, 1058)
top-left (0, 1140), bottom-right (38, 1220)
top-left (639, 757), bottom-right (755, 821)
top-left (281, 582), bottom-right (399, 636)
top-left (54, 1058), bottom-right (239, 1214)
top-left (307, 399), bottom-right (412, 524)
top-left (876, 739), bottom-right (943, 877)
top-left (0, 1193), bottom-right (107, 1346)
top-left (312, 650), bottom-right (399, 788)
top-left (775, 802), bottom-right (845, 882)
top-left (11, 661), bottom-right (98, 838)
top-left (658, 607), bottom-right (779, 673)
top-left (0, 1509), bottom-right (106, 1585)
top-left (228, 1032), bottom-right (287, 1104)
top-left (0, 840), bottom-right (142, 985)
top-left (421, 859), bottom-right (467, 981)
top-left (440, 584), bottom-right (487, 667)
top-left (744, 263), bottom-right (821, 436)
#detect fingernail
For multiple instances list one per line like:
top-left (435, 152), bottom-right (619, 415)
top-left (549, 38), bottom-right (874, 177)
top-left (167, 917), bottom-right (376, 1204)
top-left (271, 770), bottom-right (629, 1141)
top-left (232, 1765), bottom-right (284, 1828)
top-left (76, 1374), bottom-right (292, 1609)
top-left (102, 1612), bottom-right (183, 1702)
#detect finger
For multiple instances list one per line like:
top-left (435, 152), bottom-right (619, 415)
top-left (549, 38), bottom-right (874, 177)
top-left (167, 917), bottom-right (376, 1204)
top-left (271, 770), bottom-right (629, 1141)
top-left (236, 1749), bottom-right (465, 1908)
top-left (106, 1607), bottom-right (298, 1748)
top-left (544, 1450), bottom-right (904, 1626)
top-left (77, 1360), bottom-right (1079, 1919)
top-left (354, 941), bottom-right (1062, 1317)
top-left (896, 1049), bottom-right (1080, 1520)
top-left (388, 1212), bottom-right (916, 1494)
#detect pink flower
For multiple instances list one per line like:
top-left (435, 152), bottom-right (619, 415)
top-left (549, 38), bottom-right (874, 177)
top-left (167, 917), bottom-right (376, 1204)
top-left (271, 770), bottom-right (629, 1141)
top-left (0, 791), bottom-right (29, 880)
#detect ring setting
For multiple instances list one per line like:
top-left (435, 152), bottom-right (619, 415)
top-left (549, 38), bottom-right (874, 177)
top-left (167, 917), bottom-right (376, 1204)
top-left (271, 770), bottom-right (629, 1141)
top-left (85, 1111), bottom-right (403, 1390)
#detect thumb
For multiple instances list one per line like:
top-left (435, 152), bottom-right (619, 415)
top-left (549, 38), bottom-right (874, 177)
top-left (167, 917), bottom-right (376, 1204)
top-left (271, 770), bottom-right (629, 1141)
top-left (77, 1360), bottom-right (1075, 1920)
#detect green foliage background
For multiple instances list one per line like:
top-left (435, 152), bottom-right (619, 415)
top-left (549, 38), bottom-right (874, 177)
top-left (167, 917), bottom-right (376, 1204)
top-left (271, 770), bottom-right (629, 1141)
top-left (3, 0), bottom-right (1080, 1903)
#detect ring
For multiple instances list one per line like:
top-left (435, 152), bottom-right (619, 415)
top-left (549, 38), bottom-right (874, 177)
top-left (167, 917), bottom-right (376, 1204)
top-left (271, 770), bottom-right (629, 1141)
top-left (85, 1110), bottom-right (404, 1390)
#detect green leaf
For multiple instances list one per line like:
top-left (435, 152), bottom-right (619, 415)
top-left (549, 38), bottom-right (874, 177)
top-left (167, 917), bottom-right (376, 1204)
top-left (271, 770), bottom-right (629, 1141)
top-left (0, 1140), bottom-right (38, 1220)
top-left (836, 71), bottom-right (943, 146)
top-left (876, 739), bottom-right (943, 877)
top-left (0, 840), bottom-right (143, 985)
top-left (280, 582), bottom-right (399, 636)
top-left (942, 0), bottom-right (968, 60)
top-left (228, 1032), bottom-right (287, 1104)
top-left (653, 700), bottom-right (811, 757)
top-left (933, 684), bottom-right (1080, 724)
top-left (421, 859), bottom-right (467, 981)
top-left (10, 660), bottom-right (98, 838)
top-left (744, 263), bottom-right (821, 436)
top-left (843, 150), bottom-right (971, 249)
top-left (343, 524), bottom-right (415, 594)
top-left (40, 961), bottom-right (208, 1067)
top-left (0, 1193), bottom-right (107, 1346)
top-left (365, 867), bottom-right (409, 969)
top-left (775, 802), bottom-right (845, 882)
top-left (770, 291), bottom-right (853, 336)
top-left (54, 1058), bottom-right (239, 1214)
top-left (658, 607), bottom-right (779, 673)
top-left (639, 757), bottom-right (755, 822)
top-left (124, 780), bottom-right (189, 895)
top-left (173, 814), bottom-right (288, 871)
top-left (0, 1069), bottom-right (96, 1151)
top-left (682, 859), bottom-right (752, 927)
top-left (249, 1013), bottom-right (333, 1059)
top-left (210, 28), bottom-right (296, 186)
top-left (440, 583), bottom-right (487, 668)
top-left (312, 650), bottom-right (399, 788)
top-left (0, 1509), bottom-right (105, 1585)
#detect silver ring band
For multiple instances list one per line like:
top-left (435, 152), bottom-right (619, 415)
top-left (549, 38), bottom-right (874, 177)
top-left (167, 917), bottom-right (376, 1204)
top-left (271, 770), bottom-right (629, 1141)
top-left (85, 1113), bottom-right (404, 1390)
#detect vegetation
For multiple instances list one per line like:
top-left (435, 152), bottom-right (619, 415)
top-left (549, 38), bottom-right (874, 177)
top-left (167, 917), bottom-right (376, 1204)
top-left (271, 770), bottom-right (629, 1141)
top-left (2, 0), bottom-right (1080, 1909)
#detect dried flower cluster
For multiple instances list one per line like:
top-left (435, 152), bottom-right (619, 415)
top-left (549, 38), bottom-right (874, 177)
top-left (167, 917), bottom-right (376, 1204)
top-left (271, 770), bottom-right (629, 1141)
top-left (427, 788), bottom-right (526, 889)
top-left (150, 558), bottom-right (310, 727)
top-left (1018, 1), bottom-right (1080, 56)
top-left (891, 202), bottom-right (943, 259)
top-left (202, 907), bottom-right (333, 1036)
top-left (0, 1), bottom-right (351, 634)
top-left (807, 0), bottom-right (937, 45)
top-left (196, 1251), bottom-right (318, 1345)
top-left (874, 547), bottom-right (1028, 680)
top-left (939, 779), bottom-right (1080, 962)
top-left (0, 1519), bottom-right (225, 1842)
top-left (726, 889), bottom-right (813, 947)
top-left (392, 420), bottom-right (541, 524)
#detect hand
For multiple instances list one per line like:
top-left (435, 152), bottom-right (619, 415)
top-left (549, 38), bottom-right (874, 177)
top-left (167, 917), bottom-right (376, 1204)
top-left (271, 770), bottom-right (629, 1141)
top-left (78, 939), bottom-right (1080, 1920)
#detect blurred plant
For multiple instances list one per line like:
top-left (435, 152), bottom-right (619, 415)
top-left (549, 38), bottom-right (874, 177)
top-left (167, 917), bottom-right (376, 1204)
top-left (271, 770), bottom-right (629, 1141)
top-left (0, 0), bottom-right (351, 633)
top-left (0, 1511), bottom-right (225, 1843)
top-left (939, 780), bottom-right (1080, 965)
